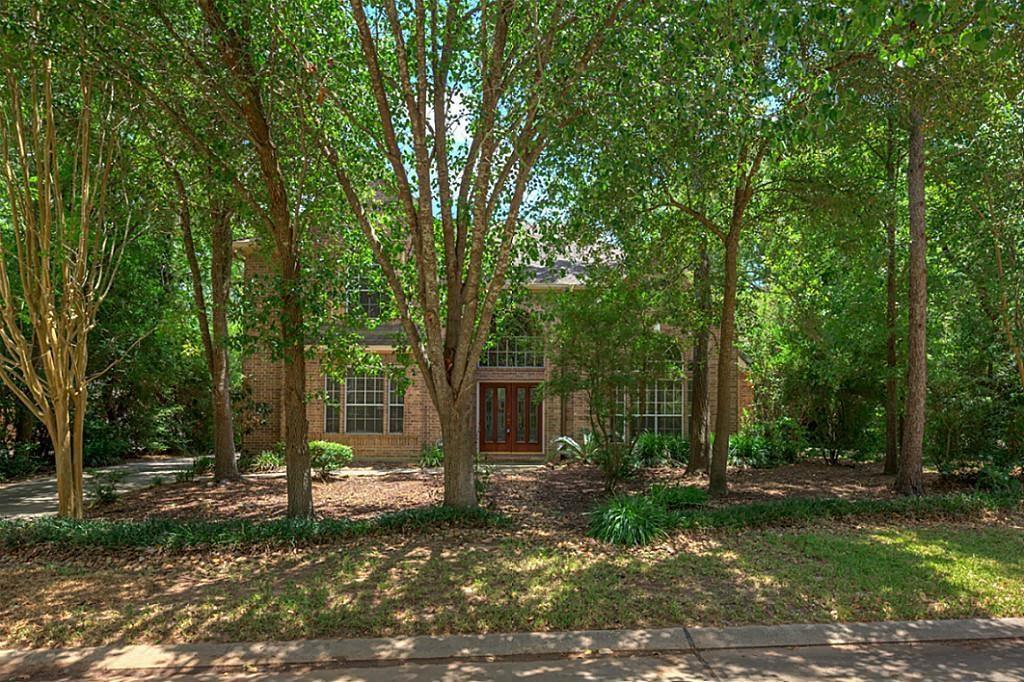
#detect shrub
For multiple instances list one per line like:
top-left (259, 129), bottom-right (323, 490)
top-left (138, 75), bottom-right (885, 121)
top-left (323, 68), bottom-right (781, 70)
top-left (975, 465), bottom-right (1023, 495)
top-left (87, 470), bottom-right (126, 506)
top-left (309, 441), bottom-right (354, 480)
top-left (648, 483), bottom-right (708, 510)
top-left (553, 432), bottom-right (601, 463)
top-left (730, 417), bottom-right (805, 468)
top-left (591, 442), bottom-right (638, 492)
top-left (0, 442), bottom-right (47, 482)
top-left (633, 433), bottom-right (689, 467)
top-left (239, 444), bottom-right (285, 473)
top-left (418, 441), bottom-right (444, 468)
top-left (474, 453), bottom-right (493, 502)
top-left (82, 422), bottom-right (130, 468)
top-left (0, 506), bottom-right (511, 551)
top-left (588, 495), bottom-right (671, 546)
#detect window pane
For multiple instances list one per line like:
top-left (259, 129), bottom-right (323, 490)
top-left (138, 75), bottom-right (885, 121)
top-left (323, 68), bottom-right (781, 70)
top-left (516, 387), bottom-right (526, 442)
top-left (529, 389), bottom-right (539, 443)
top-left (345, 373), bottom-right (385, 433)
top-left (388, 381), bottom-right (405, 434)
top-left (324, 376), bottom-right (342, 433)
top-left (497, 387), bottom-right (506, 443)
top-left (484, 388), bottom-right (494, 443)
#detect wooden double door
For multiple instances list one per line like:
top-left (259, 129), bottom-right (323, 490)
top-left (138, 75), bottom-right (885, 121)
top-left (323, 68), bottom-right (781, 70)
top-left (478, 382), bottom-right (543, 453)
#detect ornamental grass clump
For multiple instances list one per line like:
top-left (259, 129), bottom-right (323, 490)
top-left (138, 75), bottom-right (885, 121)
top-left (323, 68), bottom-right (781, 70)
top-left (588, 494), bottom-right (671, 546)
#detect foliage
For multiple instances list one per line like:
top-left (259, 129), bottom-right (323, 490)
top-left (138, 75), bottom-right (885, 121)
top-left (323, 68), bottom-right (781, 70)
top-left (238, 445), bottom-right (285, 474)
top-left (588, 495), bottom-right (670, 546)
top-left (418, 441), bottom-right (444, 468)
top-left (590, 443), bottom-right (639, 493)
top-left (308, 441), bottom-right (354, 480)
top-left (174, 456), bottom-right (214, 484)
top-left (473, 454), bottom-right (493, 504)
top-left (86, 471), bottom-right (127, 507)
top-left (974, 466), bottom-right (1023, 496)
top-left (647, 484), bottom-right (709, 510)
top-left (633, 433), bottom-right (689, 468)
top-left (553, 433), bottom-right (602, 463)
top-left (729, 418), bottom-right (806, 468)
top-left (0, 443), bottom-right (47, 482)
top-left (0, 507), bottom-right (510, 551)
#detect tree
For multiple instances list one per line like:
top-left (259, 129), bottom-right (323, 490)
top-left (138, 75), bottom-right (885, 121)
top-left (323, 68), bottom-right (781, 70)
top-left (295, 0), bottom-right (627, 507)
top-left (93, 0), bottom-right (326, 516)
top-left (165, 162), bottom-right (240, 482)
top-left (0, 55), bottom-right (131, 517)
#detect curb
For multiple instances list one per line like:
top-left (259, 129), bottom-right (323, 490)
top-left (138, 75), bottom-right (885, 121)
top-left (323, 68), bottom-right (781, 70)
top-left (2, 618), bottom-right (1023, 678)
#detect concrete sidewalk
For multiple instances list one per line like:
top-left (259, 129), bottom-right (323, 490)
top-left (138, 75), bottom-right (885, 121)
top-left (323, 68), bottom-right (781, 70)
top-left (2, 617), bottom-right (1023, 680)
top-left (0, 455), bottom-right (193, 518)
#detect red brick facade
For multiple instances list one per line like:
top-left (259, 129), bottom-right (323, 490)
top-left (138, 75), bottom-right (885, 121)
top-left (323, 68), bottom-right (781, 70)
top-left (238, 244), bottom-right (754, 463)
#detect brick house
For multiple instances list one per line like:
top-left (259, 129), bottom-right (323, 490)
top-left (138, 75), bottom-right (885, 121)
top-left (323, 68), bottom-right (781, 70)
top-left (238, 242), bottom-right (754, 463)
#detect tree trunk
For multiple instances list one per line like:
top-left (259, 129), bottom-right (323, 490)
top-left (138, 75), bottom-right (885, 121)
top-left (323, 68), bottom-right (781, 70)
top-left (210, 206), bottom-right (240, 482)
top-left (710, 230), bottom-right (739, 497)
top-left (896, 105), bottom-right (927, 496)
top-left (13, 401), bottom-right (35, 445)
top-left (441, 396), bottom-right (477, 508)
top-left (281, 253), bottom-right (312, 517)
top-left (688, 240), bottom-right (711, 474)
top-left (51, 396), bottom-right (84, 519)
top-left (883, 144), bottom-right (900, 476)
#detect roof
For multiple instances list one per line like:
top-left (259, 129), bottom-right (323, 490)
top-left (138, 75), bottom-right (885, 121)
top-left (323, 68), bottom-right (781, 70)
top-left (523, 259), bottom-right (587, 290)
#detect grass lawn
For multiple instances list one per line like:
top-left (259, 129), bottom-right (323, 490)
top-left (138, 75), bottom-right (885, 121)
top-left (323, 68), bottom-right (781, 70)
top-left (3, 519), bottom-right (1023, 648)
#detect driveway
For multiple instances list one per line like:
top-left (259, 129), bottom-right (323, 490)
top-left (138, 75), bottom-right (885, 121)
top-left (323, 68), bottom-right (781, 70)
top-left (0, 455), bottom-right (194, 518)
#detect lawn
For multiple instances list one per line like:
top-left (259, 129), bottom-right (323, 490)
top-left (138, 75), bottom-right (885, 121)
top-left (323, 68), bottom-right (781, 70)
top-left (3, 519), bottom-right (1023, 648)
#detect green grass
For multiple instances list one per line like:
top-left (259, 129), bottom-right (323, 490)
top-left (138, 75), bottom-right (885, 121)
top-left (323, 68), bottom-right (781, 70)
top-left (3, 523), bottom-right (1023, 647)
top-left (0, 506), bottom-right (509, 550)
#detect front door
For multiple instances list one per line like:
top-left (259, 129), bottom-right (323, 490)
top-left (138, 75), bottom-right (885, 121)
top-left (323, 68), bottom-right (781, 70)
top-left (479, 382), bottom-right (542, 453)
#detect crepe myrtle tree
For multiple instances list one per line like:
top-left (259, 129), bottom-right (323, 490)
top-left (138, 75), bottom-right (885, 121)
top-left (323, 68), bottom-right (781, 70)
top-left (290, 0), bottom-right (628, 507)
top-left (0, 55), bottom-right (132, 518)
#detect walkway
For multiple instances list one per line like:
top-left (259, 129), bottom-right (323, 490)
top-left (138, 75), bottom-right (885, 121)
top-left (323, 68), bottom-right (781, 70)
top-left (0, 455), bottom-right (194, 518)
top-left (2, 617), bottom-right (1022, 680)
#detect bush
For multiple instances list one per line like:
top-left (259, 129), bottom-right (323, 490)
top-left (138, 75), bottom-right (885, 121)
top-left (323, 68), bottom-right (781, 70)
top-left (0, 443), bottom-right (47, 482)
top-left (239, 444), bottom-right (285, 473)
top-left (87, 470), bottom-right (126, 506)
top-left (588, 495), bottom-right (671, 546)
top-left (418, 441), bottom-right (444, 468)
top-left (553, 432), bottom-right (601, 462)
top-left (83, 421), bottom-right (131, 468)
top-left (0, 506), bottom-right (511, 551)
top-left (975, 465), bottom-right (1023, 495)
top-left (647, 483), bottom-right (708, 510)
top-left (309, 441), bottom-right (354, 479)
top-left (632, 433), bottom-right (689, 467)
top-left (591, 442), bottom-right (638, 492)
top-left (730, 417), bottom-right (805, 468)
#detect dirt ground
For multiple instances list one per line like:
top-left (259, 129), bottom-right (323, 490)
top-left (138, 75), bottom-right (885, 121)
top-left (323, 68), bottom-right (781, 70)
top-left (99, 460), bottom-right (965, 530)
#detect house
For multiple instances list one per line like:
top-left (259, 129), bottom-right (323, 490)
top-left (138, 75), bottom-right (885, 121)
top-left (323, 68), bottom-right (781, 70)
top-left (237, 243), bottom-right (754, 463)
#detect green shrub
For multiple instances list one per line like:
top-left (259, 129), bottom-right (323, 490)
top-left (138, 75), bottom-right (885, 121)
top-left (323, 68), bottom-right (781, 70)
top-left (0, 443), bottom-right (47, 482)
top-left (975, 466), bottom-right (1023, 495)
top-left (633, 433), bottom-right (689, 467)
top-left (87, 470), bottom-right (126, 506)
top-left (648, 483), bottom-right (708, 510)
top-left (239, 444), bottom-right (285, 473)
top-left (418, 441), bottom-right (444, 468)
top-left (474, 453), bottom-right (493, 502)
top-left (82, 423), bottom-right (130, 468)
top-left (730, 417), bottom-right (805, 468)
top-left (309, 441), bottom-right (354, 479)
top-left (588, 494), bottom-right (671, 546)
top-left (592, 442), bottom-right (638, 492)
top-left (0, 506), bottom-right (511, 551)
top-left (553, 432), bottom-right (601, 462)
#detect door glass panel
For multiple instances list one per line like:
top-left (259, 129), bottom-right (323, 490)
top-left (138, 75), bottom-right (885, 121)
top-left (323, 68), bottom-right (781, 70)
top-left (516, 387), bottom-right (526, 442)
top-left (529, 389), bottom-right (540, 443)
top-left (496, 387), bottom-right (506, 443)
top-left (484, 388), bottom-right (493, 443)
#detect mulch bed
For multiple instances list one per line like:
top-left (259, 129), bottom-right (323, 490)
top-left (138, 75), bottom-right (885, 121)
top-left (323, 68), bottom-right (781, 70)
top-left (97, 460), bottom-right (969, 532)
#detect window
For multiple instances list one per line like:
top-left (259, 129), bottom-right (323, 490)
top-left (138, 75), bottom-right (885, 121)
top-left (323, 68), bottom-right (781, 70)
top-left (324, 376), bottom-right (342, 433)
top-left (388, 381), bottom-right (405, 433)
top-left (345, 373), bottom-right (385, 433)
top-left (479, 336), bottom-right (544, 368)
top-left (636, 380), bottom-right (685, 435)
top-left (350, 275), bottom-right (385, 319)
top-left (614, 380), bottom-right (686, 437)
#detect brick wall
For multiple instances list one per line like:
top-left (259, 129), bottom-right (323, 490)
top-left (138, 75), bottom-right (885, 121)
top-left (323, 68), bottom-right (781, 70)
top-left (237, 243), bottom-right (755, 462)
